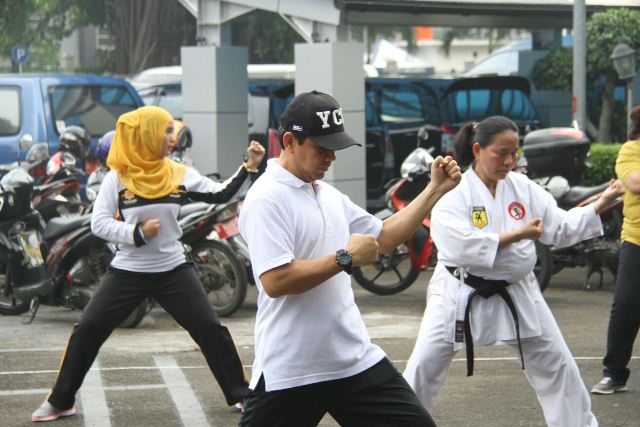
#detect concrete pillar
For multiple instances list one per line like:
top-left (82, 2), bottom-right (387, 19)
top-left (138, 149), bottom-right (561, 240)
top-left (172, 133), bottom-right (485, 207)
top-left (181, 46), bottom-right (248, 177)
top-left (572, 0), bottom-right (587, 130)
top-left (294, 42), bottom-right (366, 208)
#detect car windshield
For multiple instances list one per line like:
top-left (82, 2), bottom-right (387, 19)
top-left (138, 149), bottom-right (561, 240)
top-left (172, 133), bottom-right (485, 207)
top-left (48, 84), bottom-right (138, 136)
top-left (445, 87), bottom-right (538, 122)
top-left (378, 85), bottom-right (425, 124)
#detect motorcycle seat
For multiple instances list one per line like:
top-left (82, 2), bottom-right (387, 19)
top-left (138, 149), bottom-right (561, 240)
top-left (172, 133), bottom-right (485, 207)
top-left (558, 182), bottom-right (609, 210)
top-left (44, 214), bottom-right (91, 240)
top-left (178, 202), bottom-right (210, 220)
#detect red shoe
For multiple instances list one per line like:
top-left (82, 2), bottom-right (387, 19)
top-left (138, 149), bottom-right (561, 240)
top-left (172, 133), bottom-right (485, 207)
top-left (31, 401), bottom-right (76, 422)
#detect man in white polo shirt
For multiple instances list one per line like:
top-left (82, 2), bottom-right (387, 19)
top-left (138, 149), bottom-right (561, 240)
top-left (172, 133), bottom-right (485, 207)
top-left (239, 90), bottom-right (461, 426)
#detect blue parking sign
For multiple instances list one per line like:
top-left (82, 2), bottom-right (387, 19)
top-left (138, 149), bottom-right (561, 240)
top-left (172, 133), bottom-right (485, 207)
top-left (11, 44), bottom-right (29, 64)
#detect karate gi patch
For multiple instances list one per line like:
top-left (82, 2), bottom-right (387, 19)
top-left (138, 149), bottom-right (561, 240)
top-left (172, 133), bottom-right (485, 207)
top-left (472, 206), bottom-right (488, 228)
top-left (508, 201), bottom-right (526, 220)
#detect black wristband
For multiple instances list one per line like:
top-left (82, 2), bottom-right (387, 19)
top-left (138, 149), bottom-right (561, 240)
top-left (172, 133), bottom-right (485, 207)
top-left (133, 223), bottom-right (147, 247)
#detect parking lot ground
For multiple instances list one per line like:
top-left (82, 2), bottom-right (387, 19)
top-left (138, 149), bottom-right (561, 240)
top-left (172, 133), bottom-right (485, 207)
top-left (1, 267), bottom-right (638, 427)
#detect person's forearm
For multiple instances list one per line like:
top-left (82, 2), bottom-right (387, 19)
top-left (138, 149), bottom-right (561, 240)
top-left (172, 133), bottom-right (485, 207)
top-left (260, 255), bottom-right (342, 298)
top-left (378, 183), bottom-right (446, 253)
top-left (498, 229), bottom-right (522, 249)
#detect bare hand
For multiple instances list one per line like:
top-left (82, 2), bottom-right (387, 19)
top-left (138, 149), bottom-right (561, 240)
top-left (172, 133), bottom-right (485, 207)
top-left (141, 219), bottom-right (161, 239)
top-left (430, 156), bottom-right (462, 194)
top-left (601, 179), bottom-right (625, 203)
top-left (518, 217), bottom-right (543, 241)
top-left (245, 140), bottom-right (266, 169)
top-left (592, 179), bottom-right (625, 215)
top-left (346, 233), bottom-right (379, 266)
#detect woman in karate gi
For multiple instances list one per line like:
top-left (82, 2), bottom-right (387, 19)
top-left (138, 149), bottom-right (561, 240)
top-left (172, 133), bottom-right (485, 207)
top-left (403, 116), bottom-right (623, 427)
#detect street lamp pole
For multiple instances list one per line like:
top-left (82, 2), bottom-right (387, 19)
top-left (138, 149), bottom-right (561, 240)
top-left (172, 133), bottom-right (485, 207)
top-left (610, 43), bottom-right (637, 138)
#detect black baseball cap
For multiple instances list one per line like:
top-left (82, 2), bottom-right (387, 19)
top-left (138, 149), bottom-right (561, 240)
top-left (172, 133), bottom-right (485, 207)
top-left (279, 90), bottom-right (362, 151)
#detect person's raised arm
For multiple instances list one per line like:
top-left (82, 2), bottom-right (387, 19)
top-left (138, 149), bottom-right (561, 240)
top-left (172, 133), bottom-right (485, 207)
top-left (186, 140), bottom-right (265, 203)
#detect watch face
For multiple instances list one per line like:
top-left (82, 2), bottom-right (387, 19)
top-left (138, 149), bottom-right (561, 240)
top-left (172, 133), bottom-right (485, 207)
top-left (337, 250), bottom-right (351, 266)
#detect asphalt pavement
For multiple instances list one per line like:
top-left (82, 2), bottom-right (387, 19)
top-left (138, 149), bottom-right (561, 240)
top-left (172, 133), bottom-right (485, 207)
top-left (1, 267), bottom-right (638, 427)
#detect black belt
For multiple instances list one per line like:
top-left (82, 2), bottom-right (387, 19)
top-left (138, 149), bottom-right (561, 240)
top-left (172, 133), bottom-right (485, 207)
top-left (445, 266), bottom-right (524, 377)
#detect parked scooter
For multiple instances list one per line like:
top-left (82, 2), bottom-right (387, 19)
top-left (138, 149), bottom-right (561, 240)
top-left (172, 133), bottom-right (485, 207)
top-left (352, 147), bottom-right (437, 295)
top-left (520, 127), bottom-right (623, 291)
top-left (532, 175), bottom-right (622, 290)
top-left (178, 200), bottom-right (248, 317)
top-left (0, 168), bottom-right (147, 327)
top-left (31, 150), bottom-right (85, 221)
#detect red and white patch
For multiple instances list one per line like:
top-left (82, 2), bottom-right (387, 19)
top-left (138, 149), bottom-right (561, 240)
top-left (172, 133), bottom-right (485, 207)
top-left (508, 201), bottom-right (526, 220)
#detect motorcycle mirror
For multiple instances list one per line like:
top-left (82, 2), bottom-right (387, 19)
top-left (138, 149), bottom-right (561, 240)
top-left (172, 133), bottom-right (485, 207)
top-left (417, 127), bottom-right (429, 148)
top-left (61, 152), bottom-right (77, 168)
top-left (19, 133), bottom-right (34, 151)
top-left (400, 147), bottom-right (434, 178)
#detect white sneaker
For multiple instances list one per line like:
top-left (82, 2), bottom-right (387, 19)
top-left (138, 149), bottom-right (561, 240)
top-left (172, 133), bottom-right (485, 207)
top-left (31, 401), bottom-right (76, 422)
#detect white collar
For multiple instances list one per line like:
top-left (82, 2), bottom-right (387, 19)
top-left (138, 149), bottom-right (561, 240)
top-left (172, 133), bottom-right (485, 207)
top-left (265, 158), bottom-right (315, 189)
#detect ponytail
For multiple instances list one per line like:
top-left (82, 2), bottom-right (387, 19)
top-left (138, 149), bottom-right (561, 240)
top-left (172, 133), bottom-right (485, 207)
top-left (453, 122), bottom-right (477, 167)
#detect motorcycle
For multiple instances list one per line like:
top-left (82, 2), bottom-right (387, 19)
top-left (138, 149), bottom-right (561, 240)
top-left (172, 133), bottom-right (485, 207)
top-left (534, 175), bottom-right (622, 290)
top-left (0, 168), bottom-right (147, 328)
top-left (32, 151), bottom-right (85, 221)
top-left (178, 199), bottom-right (249, 317)
top-left (520, 127), bottom-right (623, 291)
top-left (352, 147), bottom-right (436, 295)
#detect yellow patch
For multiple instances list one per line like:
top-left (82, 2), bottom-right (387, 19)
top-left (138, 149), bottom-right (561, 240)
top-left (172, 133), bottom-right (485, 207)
top-left (123, 190), bottom-right (136, 200)
top-left (472, 206), bottom-right (488, 228)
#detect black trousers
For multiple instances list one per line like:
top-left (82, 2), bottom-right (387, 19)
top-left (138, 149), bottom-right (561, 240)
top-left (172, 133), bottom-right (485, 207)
top-left (239, 358), bottom-right (436, 427)
top-left (603, 241), bottom-right (640, 383)
top-left (48, 263), bottom-right (249, 409)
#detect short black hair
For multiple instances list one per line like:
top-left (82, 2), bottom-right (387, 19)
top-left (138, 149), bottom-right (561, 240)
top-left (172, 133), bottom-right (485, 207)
top-left (278, 127), bottom-right (307, 149)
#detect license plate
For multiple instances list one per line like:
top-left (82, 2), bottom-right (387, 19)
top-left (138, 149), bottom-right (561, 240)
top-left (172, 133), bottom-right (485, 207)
top-left (213, 216), bottom-right (239, 239)
top-left (18, 230), bottom-right (45, 268)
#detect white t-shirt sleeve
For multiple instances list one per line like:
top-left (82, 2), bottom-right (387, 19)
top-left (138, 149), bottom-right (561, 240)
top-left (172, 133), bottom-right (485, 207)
top-left (90, 171), bottom-right (136, 244)
top-left (240, 195), bottom-right (295, 278)
top-left (341, 193), bottom-right (383, 237)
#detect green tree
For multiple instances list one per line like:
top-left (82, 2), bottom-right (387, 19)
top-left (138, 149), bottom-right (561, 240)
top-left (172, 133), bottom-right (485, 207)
top-left (232, 10), bottom-right (303, 63)
top-left (0, 0), bottom-right (96, 72)
top-left (531, 8), bottom-right (640, 143)
top-left (102, 0), bottom-right (195, 74)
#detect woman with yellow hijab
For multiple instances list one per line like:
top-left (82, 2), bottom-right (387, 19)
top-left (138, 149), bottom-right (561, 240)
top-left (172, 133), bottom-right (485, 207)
top-left (32, 106), bottom-right (264, 422)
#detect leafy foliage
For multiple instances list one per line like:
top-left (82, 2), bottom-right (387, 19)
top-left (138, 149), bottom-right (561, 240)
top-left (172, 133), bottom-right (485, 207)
top-left (530, 9), bottom-right (640, 143)
top-left (0, 0), bottom-right (98, 71)
top-left (583, 143), bottom-right (622, 185)
top-left (103, 0), bottom-right (195, 74)
top-left (232, 10), bottom-right (303, 64)
top-left (530, 48), bottom-right (572, 91)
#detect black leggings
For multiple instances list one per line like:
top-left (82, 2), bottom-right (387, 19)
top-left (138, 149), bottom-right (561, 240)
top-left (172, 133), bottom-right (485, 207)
top-left (603, 241), bottom-right (640, 383)
top-left (48, 263), bottom-right (249, 409)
